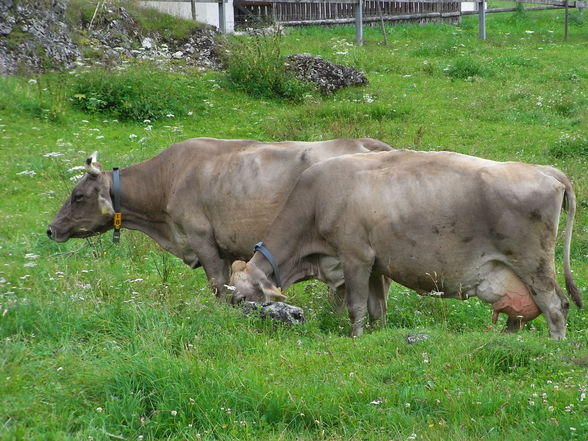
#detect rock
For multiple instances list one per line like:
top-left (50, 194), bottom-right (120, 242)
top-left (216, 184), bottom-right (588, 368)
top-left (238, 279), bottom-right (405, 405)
top-left (406, 333), bottom-right (430, 344)
top-left (141, 37), bottom-right (154, 49)
top-left (285, 53), bottom-right (368, 94)
top-left (242, 301), bottom-right (305, 325)
top-left (172, 50), bottom-right (183, 59)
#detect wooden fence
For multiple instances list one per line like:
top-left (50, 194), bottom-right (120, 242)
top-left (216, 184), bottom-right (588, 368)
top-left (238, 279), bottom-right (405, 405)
top-left (234, 0), bottom-right (586, 42)
top-left (235, 0), bottom-right (460, 27)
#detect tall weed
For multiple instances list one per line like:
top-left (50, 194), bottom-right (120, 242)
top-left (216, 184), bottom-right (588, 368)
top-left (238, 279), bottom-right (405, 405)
top-left (444, 56), bottom-right (490, 79)
top-left (224, 33), bottom-right (312, 101)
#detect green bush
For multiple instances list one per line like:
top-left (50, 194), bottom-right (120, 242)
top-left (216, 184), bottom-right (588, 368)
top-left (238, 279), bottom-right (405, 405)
top-left (224, 34), bottom-right (313, 101)
top-left (70, 67), bottom-right (205, 121)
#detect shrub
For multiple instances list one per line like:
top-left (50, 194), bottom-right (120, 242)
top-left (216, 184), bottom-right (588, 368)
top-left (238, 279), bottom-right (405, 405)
top-left (70, 67), bottom-right (205, 121)
top-left (224, 33), bottom-right (313, 101)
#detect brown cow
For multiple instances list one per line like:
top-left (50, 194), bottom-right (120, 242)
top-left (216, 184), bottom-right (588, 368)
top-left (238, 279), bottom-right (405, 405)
top-left (47, 137), bottom-right (392, 298)
top-left (229, 150), bottom-right (582, 339)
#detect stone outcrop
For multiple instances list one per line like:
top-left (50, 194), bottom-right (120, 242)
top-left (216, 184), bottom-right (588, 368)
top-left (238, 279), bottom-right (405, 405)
top-left (0, 0), bottom-right (223, 75)
top-left (0, 0), bottom-right (80, 75)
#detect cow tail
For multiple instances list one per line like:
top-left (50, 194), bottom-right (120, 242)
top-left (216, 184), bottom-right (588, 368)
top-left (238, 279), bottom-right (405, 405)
top-left (561, 176), bottom-right (582, 308)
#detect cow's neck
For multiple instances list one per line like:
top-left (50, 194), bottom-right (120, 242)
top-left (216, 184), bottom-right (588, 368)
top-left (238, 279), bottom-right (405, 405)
top-left (252, 209), bottom-right (333, 289)
top-left (112, 159), bottom-right (172, 247)
top-left (251, 245), bottom-right (326, 290)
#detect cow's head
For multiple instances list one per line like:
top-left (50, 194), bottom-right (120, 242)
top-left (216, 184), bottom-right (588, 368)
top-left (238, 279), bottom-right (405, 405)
top-left (47, 152), bottom-right (115, 242)
top-left (229, 260), bottom-right (287, 304)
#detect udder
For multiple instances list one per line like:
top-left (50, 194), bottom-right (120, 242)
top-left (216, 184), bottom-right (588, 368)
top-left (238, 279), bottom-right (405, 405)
top-left (473, 262), bottom-right (541, 326)
top-left (491, 287), bottom-right (541, 324)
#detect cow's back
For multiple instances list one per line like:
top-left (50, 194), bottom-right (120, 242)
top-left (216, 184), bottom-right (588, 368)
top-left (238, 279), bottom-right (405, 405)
top-left (161, 137), bottom-right (392, 260)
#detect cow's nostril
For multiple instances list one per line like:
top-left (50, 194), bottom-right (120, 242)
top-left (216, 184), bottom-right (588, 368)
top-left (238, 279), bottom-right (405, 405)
top-left (47, 228), bottom-right (53, 239)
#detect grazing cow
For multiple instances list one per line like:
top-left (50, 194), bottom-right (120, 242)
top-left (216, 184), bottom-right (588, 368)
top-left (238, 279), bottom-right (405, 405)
top-left (47, 137), bottom-right (393, 298)
top-left (229, 150), bottom-right (582, 339)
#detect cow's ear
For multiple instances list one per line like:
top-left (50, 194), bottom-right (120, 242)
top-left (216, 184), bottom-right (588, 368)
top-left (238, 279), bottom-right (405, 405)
top-left (231, 260), bottom-right (247, 274)
top-left (98, 194), bottom-right (114, 216)
top-left (85, 151), bottom-right (102, 176)
top-left (260, 281), bottom-right (287, 303)
top-left (230, 260), bottom-right (248, 284)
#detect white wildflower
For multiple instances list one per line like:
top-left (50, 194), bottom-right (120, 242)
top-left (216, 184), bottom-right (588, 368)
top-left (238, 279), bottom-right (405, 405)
top-left (17, 170), bottom-right (36, 176)
top-left (43, 152), bottom-right (64, 158)
top-left (25, 254), bottom-right (39, 259)
top-left (129, 134), bottom-right (138, 139)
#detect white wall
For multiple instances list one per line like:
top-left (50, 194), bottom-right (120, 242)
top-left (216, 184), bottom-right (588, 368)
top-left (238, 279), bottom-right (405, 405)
top-left (139, 1), bottom-right (234, 33)
top-left (461, 2), bottom-right (487, 13)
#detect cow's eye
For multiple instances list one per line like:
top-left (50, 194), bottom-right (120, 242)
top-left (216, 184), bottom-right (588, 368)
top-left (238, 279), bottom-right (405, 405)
top-left (72, 193), bottom-right (84, 203)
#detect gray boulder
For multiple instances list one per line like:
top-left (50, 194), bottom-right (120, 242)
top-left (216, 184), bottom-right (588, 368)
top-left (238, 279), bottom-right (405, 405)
top-left (242, 301), bottom-right (305, 325)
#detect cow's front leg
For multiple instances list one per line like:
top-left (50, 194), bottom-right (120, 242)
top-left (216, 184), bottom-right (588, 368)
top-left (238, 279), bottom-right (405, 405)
top-left (192, 240), bottom-right (231, 301)
top-left (342, 260), bottom-right (373, 337)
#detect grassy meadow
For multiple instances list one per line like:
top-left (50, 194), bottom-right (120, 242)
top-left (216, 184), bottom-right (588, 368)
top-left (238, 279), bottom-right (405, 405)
top-left (1, 6), bottom-right (588, 441)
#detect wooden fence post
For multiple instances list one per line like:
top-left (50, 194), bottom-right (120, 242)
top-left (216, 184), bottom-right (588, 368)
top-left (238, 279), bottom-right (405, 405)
top-left (355, 0), bottom-right (363, 45)
top-left (191, 0), bottom-right (196, 20)
top-left (478, 0), bottom-right (486, 40)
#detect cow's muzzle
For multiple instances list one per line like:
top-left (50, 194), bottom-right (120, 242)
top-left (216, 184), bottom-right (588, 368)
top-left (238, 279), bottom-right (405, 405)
top-left (47, 225), bottom-right (68, 242)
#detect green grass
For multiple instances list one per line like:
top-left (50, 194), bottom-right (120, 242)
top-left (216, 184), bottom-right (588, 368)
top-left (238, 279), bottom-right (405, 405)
top-left (1, 8), bottom-right (587, 441)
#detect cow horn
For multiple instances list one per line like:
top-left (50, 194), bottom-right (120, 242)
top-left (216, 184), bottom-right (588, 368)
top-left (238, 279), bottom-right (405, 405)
top-left (85, 151), bottom-right (101, 176)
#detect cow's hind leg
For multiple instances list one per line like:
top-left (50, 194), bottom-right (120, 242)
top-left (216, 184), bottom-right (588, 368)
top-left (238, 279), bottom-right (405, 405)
top-left (368, 274), bottom-right (389, 327)
top-left (528, 285), bottom-right (569, 340)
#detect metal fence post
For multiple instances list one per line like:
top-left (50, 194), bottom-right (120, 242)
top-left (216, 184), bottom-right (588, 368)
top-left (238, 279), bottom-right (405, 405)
top-left (564, 0), bottom-right (569, 41)
top-left (478, 0), bottom-right (486, 40)
top-left (355, 0), bottom-right (363, 45)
